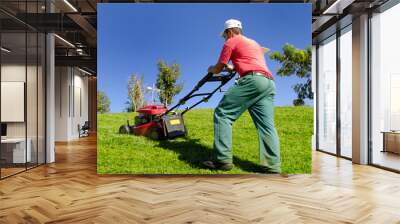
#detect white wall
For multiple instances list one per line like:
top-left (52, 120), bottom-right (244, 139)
top-left (1, 65), bottom-right (26, 132)
top-left (1, 64), bottom-right (26, 81)
top-left (1, 63), bottom-right (46, 164)
top-left (1, 65), bottom-right (33, 139)
top-left (1, 82), bottom-right (25, 122)
top-left (55, 67), bottom-right (89, 141)
top-left (72, 73), bottom-right (89, 138)
top-left (55, 66), bottom-right (70, 141)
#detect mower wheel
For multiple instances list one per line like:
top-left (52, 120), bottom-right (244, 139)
top-left (119, 125), bottom-right (132, 134)
top-left (147, 126), bottom-right (163, 140)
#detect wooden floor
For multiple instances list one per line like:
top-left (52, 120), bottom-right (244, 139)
top-left (1, 135), bottom-right (400, 223)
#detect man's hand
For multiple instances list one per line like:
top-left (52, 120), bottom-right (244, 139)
top-left (207, 63), bottom-right (225, 74)
top-left (225, 64), bottom-right (234, 72)
top-left (207, 66), bottom-right (215, 74)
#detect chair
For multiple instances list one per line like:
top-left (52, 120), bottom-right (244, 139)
top-left (78, 121), bottom-right (90, 138)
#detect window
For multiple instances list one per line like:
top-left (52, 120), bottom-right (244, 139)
top-left (317, 35), bottom-right (337, 154)
top-left (339, 26), bottom-right (352, 158)
top-left (1, 30), bottom-right (28, 177)
top-left (0, 1), bottom-right (46, 179)
top-left (370, 3), bottom-right (400, 171)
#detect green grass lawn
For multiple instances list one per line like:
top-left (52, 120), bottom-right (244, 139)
top-left (97, 107), bottom-right (313, 174)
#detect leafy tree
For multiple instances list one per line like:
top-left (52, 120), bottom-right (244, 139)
top-left (97, 91), bottom-right (110, 113)
top-left (269, 44), bottom-right (312, 106)
top-left (126, 74), bottom-right (144, 112)
top-left (156, 60), bottom-right (184, 106)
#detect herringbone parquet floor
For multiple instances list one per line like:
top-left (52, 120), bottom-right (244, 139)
top-left (1, 135), bottom-right (400, 223)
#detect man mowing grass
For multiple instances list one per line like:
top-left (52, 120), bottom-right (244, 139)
top-left (204, 19), bottom-right (281, 173)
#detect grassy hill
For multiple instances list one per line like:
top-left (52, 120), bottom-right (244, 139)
top-left (97, 107), bottom-right (313, 174)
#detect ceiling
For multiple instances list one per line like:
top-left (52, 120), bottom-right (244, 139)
top-left (311, 0), bottom-right (390, 42)
top-left (1, 0), bottom-right (98, 75)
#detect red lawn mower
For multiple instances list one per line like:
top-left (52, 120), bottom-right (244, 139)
top-left (119, 70), bottom-right (237, 140)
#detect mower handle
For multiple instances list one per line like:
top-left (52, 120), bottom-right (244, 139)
top-left (164, 70), bottom-right (236, 115)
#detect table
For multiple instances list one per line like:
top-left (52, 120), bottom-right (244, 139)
top-left (381, 131), bottom-right (400, 154)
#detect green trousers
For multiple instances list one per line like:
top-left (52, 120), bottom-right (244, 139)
top-left (213, 73), bottom-right (281, 172)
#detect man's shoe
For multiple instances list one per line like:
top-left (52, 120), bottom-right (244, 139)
top-left (202, 161), bottom-right (234, 171)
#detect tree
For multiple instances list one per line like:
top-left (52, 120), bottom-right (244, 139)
top-left (126, 74), bottom-right (144, 112)
top-left (97, 91), bottom-right (110, 113)
top-left (269, 44), bottom-right (312, 106)
top-left (155, 60), bottom-right (184, 106)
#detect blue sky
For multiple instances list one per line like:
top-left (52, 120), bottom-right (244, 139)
top-left (98, 3), bottom-right (312, 112)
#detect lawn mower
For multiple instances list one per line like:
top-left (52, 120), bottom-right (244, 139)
top-left (119, 69), bottom-right (237, 140)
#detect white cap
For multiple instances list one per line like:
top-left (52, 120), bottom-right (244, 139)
top-left (221, 19), bottom-right (242, 36)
